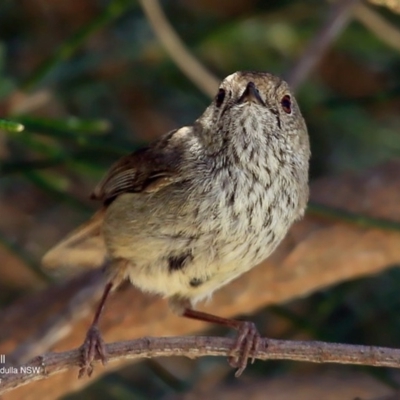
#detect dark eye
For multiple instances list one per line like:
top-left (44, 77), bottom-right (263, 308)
top-left (281, 95), bottom-right (292, 113)
top-left (215, 88), bottom-right (226, 107)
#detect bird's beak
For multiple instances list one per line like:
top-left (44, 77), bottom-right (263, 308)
top-left (238, 82), bottom-right (265, 106)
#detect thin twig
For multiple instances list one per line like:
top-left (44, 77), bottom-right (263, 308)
top-left (287, 0), bottom-right (360, 92)
top-left (368, 0), bottom-right (400, 14)
top-left (2, 336), bottom-right (400, 394)
top-left (354, 3), bottom-right (400, 53)
top-left (138, 0), bottom-right (219, 97)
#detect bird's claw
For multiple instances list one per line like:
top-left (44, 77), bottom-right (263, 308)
top-left (78, 325), bottom-right (107, 378)
top-left (228, 321), bottom-right (263, 377)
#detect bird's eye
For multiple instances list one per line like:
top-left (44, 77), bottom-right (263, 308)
top-left (215, 88), bottom-right (226, 107)
top-left (281, 95), bottom-right (292, 114)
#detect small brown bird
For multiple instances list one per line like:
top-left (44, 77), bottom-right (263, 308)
top-left (43, 71), bottom-right (310, 377)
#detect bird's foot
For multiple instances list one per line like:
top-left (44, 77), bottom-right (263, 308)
top-left (228, 321), bottom-right (263, 377)
top-left (78, 325), bottom-right (107, 378)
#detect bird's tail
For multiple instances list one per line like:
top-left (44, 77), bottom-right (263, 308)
top-left (42, 208), bottom-right (108, 278)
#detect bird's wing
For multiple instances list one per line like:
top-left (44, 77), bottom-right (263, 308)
top-left (91, 128), bottom-right (190, 204)
top-left (42, 127), bottom-right (192, 276)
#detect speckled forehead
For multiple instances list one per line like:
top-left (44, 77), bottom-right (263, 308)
top-left (221, 71), bottom-right (286, 94)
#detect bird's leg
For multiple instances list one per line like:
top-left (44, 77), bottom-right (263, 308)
top-left (78, 281), bottom-right (113, 378)
top-left (182, 308), bottom-right (263, 377)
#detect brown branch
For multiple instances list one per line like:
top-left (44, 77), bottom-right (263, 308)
top-left (287, 0), bottom-right (360, 91)
top-left (138, 0), bottom-right (219, 97)
top-left (2, 336), bottom-right (400, 394)
top-left (368, 0), bottom-right (400, 14)
top-left (354, 3), bottom-right (400, 53)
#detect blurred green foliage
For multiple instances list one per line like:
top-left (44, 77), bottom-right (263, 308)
top-left (1, 0), bottom-right (400, 398)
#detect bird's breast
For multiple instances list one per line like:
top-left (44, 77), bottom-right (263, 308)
top-left (103, 157), bottom-right (307, 303)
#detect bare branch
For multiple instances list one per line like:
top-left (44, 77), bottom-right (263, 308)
top-left (2, 336), bottom-right (400, 394)
top-left (287, 0), bottom-right (360, 91)
top-left (368, 0), bottom-right (400, 14)
top-left (354, 3), bottom-right (400, 53)
top-left (138, 0), bottom-right (219, 97)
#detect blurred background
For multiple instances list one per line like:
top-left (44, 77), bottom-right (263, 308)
top-left (1, 0), bottom-right (400, 399)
